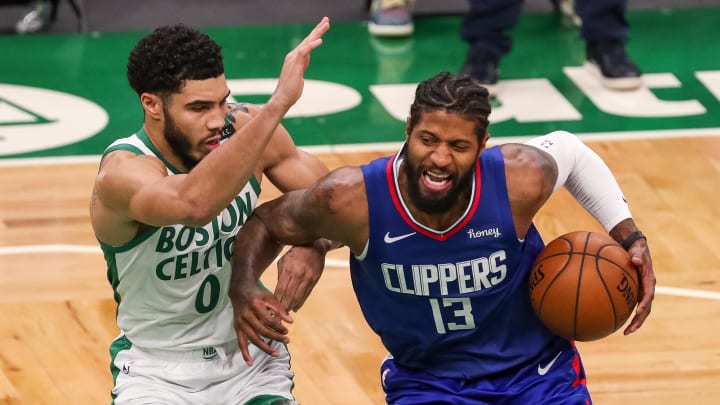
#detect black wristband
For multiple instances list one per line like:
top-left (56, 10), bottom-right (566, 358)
top-left (621, 231), bottom-right (646, 250)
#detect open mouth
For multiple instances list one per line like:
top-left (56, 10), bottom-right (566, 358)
top-left (205, 136), bottom-right (221, 150)
top-left (422, 170), bottom-right (452, 191)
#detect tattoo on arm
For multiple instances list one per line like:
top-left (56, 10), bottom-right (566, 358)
top-left (221, 103), bottom-right (250, 140)
top-left (227, 103), bottom-right (249, 119)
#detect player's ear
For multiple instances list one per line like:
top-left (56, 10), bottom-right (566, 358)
top-left (140, 93), bottom-right (163, 119)
top-left (476, 132), bottom-right (490, 156)
top-left (404, 116), bottom-right (412, 140)
top-left (480, 132), bottom-right (490, 149)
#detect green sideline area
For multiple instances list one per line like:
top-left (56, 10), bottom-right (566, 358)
top-left (0, 7), bottom-right (719, 159)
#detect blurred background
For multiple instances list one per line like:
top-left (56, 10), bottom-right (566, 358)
top-left (1, 0), bottom-right (718, 34)
top-left (1, 2), bottom-right (720, 405)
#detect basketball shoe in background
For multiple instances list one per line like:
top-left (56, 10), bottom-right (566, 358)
top-left (368, 0), bottom-right (415, 37)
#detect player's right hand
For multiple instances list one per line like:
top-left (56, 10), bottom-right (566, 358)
top-left (271, 16), bottom-right (330, 110)
top-left (231, 283), bottom-right (294, 366)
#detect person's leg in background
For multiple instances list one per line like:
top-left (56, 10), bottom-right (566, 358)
top-left (459, 0), bottom-right (524, 95)
top-left (576, 0), bottom-right (642, 89)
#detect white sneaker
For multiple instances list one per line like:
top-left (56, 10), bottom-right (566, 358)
top-left (552, 0), bottom-right (581, 28)
top-left (368, 0), bottom-right (414, 37)
top-left (15, 1), bottom-right (52, 34)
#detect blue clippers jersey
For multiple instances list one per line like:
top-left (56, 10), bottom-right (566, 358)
top-left (349, 146), bottom-right (562, 379)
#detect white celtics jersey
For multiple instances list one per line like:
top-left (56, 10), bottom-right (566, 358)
top-left (99, 130), bottom-right (261, 350)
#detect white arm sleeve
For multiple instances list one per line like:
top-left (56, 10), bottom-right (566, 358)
top-left (524, 130), bottom-right (632, 232)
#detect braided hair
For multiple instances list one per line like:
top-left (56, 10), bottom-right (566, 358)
top-left (408, 71), bottom-right (491, 140)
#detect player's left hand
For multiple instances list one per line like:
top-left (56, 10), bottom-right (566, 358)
top-left (275, 243), bottom-right (326, 312)
top-left (624, 238), bottom-right (656, 335)
top-left (271, 16), bottom-right (330, 110)
top-left (231, 283), bottom-right (293, 366)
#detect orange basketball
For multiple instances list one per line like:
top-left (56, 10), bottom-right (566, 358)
top-left (528, 231), bottom-right (640, 341)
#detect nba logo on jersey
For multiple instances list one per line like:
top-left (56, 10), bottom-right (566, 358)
top-left (122, 361), bottom-right (133, 374)
top-left (202, 347), bottom-right (218, 360)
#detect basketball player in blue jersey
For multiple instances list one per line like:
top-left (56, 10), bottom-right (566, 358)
top-left (229, 71), bottom-right (656, 404)
top-left (89, 18), bottom-right (334, 404)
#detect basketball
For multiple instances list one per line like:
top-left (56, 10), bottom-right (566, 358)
top-left (528, 231), bottom-right (640, 341)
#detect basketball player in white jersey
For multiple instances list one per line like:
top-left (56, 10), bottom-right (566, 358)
top-left (89, 17), bottom-right (332, 405)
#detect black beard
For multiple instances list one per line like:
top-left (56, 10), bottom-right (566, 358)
top-left (163, 109), bottom-right (200, 171)
top-left (403, 160), bottom-right (474, 214)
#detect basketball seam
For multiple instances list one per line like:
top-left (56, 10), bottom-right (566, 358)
top-left (573, 233), bottom-right (592, 340)
top-left (530, 231), bottom-right (638, 342)
top-left (597, 244), bottom-right (639, 330)
top-left (594, 245), bottom-right (619, 331)
top-left (535, 236), bottom-right (573, 329)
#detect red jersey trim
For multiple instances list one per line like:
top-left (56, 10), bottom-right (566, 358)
top-left (385, 155), bottom-right (482, 241)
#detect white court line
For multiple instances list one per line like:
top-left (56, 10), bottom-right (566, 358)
top-left (0, 244), bottom-right (101, 254)
top-left (1, 127), bottom-right (719, 167)
top-left (654, 286), bottom-right (720, 301)
top-left (2, 130), bottom-right (719, 299)
top-left (1, 244), bottom-right (718, 301)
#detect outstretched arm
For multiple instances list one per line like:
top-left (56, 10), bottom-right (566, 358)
top-left (229, 166), bottom-right (367, 365)
top-left (229, 202), bottom-right (320, 365)
top-left (518, 131), bottom-right (656, 333)
top-left (232, 102), bottom-right (332, 313)
top-left (91, 17), bottom-right (331, 246)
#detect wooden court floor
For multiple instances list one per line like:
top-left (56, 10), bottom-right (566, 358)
top-left (1, 136), bottom-right (719, 404)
